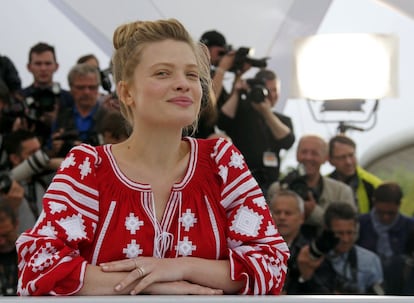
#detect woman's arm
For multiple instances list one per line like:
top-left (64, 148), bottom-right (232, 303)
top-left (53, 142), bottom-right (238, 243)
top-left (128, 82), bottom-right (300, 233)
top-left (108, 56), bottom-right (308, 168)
top-left (77, 265), bottom-right (132, 295)
top-left (100, 257), bottom-right (244, 295)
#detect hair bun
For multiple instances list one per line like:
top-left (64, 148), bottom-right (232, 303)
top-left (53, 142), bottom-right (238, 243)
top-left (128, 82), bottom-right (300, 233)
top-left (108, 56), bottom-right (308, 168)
top-left (113, 21), bottom-right (142, 50)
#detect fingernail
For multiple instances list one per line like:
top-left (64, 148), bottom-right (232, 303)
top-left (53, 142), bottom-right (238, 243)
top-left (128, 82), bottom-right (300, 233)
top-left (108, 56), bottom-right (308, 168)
top-left (101, 265), bottom-right (108, 270)
top-left (115, 284), bottom-right (122, 291)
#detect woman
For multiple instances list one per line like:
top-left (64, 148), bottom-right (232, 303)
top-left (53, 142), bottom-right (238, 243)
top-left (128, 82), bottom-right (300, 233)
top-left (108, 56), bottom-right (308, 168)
top-left (16, 19), bottom-right (289, 296)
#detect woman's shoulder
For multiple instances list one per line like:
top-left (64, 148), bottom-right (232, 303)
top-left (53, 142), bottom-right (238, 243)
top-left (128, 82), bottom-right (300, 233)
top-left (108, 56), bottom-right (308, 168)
top-left (62, 143), bottom-right (110, 167)
top-left (187, 136), bottom-right (238, 161)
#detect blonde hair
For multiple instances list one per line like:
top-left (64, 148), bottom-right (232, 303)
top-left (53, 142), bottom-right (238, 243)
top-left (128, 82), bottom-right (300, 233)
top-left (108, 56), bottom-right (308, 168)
top-left (111, 18), bottom-right (214, 134)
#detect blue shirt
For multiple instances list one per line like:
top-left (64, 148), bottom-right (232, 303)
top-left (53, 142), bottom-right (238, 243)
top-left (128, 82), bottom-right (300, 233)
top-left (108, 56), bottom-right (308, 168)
top-left (73, 104), bottom-right (99, 142)
top-left (328, 245), bottom-right (383, 293)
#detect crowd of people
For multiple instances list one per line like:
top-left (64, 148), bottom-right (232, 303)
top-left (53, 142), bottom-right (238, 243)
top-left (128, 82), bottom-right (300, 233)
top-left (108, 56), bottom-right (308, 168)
top-left (0, 18), bottom-right (413, 297)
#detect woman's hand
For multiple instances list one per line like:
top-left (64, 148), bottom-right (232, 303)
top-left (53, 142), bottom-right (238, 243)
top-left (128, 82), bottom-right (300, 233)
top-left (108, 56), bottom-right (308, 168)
top-left (100, 257), bottom-right (188, 295)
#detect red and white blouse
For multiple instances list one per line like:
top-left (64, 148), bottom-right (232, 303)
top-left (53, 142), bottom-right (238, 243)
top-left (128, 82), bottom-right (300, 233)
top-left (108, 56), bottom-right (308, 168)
top-left (16, 137), bottom-right (289, 295)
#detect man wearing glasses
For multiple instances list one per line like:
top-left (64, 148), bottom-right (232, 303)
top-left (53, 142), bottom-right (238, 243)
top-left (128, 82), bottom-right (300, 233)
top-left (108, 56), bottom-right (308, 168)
top-left (328, 135), bottom-right (382, 213)
top-left (51, 63), bottom-right (107, 157)
top-left (296, 202), bottom-right (384, 294)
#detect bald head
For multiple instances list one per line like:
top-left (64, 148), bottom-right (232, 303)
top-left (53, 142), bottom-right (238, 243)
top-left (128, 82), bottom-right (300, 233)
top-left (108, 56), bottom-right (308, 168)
top-left (296, 134), bottom-right (328, 177)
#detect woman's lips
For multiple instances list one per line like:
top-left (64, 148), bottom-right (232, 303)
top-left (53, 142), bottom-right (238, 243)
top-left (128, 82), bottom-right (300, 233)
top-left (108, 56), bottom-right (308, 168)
top-left (168, 97), bottom-right (193, 106)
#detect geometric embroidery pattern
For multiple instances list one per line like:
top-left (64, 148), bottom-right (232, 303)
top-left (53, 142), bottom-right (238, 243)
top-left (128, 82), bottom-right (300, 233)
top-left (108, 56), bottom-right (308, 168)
top-left (230, 206), bottom-right (263, 237)
top-left (125, 213), bottom-right (144, 234)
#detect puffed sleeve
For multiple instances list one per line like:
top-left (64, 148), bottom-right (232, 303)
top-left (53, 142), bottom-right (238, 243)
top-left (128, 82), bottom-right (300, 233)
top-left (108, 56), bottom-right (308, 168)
top-left (210, 138), bottom-right (290, 294)
top-left (16, 144), bottom-right (100, 296)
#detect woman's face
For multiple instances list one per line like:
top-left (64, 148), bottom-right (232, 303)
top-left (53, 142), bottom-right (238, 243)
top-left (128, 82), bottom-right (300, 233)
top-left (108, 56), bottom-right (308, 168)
top-left (128, 39), bottom-right (202, 130)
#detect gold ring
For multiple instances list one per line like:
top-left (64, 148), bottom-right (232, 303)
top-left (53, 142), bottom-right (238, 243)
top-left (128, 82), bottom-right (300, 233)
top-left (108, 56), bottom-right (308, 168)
top-left (137, 266), bottom-right (145, 277)
top-left (134, 259), bottom-right (145, 277)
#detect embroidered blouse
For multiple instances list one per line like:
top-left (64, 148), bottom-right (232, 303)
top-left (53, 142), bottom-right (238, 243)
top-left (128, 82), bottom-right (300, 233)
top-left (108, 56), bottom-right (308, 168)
top-left (16, 137), bottom-right (289, 295)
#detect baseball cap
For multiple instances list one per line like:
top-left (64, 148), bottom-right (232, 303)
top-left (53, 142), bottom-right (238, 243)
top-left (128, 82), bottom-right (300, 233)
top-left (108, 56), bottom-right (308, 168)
top-left (200, 30), bottom-right (227, 48)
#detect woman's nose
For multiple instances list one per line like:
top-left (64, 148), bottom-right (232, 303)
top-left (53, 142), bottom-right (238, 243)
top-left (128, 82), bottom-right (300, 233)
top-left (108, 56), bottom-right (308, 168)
top-left (174, 75), bottom-right (190, 91)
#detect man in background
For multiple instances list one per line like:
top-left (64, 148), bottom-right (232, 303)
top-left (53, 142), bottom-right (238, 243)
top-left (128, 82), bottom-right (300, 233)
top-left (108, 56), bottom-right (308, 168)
top-left (21, 42), bottom-right (74, 146)
top-left (218, 69), bottom-right (295, 195)
top-left (297, 202), bottom-right (384, 294)
top-left (328, 134), bottom-right (382, 213)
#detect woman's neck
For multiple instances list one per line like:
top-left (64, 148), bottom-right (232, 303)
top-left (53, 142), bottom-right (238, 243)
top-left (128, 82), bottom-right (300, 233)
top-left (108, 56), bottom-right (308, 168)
top-left (117, 128), bottom-right (185, 169)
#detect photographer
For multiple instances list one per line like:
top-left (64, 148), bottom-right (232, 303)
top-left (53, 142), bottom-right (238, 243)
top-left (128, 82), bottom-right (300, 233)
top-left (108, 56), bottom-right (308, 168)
top-left (52, 63), bottom-right (107, 157)
top-left (296, 202), bottom-right (384, 294)
top-left (357, 182), bottom-right (414, 294)
top-left (268, 189), bottom-right (313, 294)
top-left (0, 81), bottom-right (25, 214)
top-left (0, 203), bottom-right (19, 296)
top-left (270, 134), bottom-right (355, 237)
top-left (21, 42), bottom-right (74, 146)
top-left (0, 53), bottom-right (22, 98)
top-left (217, 69), bottom-right (295, 195)
top-left (2, 129), bottom-right (62, 234)
top-left (196, 30), bottom-right (236, 139)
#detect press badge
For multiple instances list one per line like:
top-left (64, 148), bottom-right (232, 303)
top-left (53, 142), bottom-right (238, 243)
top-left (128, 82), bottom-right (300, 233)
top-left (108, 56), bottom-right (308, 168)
top-left (263, 151), bottom-right (278, 167)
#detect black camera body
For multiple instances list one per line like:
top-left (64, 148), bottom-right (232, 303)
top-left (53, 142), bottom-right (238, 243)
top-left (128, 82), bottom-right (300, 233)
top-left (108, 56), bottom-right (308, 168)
top-left (100, 67), bottom-right (112, 93)
top-left (242, 78), bottom-right (269, 103)
top-left (25, 82), bottom-right (61, 119)
top-left (0, 96), bottom-right (28, 133)
top-left (309, 229), bottom-right (340, 259)
top-left (227, 47), bottom-right (268, 73)
top-left (0, 171), bottom-right (12, 194)
top-left (280, 166), bottom-right (310, 201)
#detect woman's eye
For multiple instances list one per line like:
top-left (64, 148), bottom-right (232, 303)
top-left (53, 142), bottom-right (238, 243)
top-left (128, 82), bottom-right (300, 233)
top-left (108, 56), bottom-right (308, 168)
top-left (156, 71), bottom-right (169, 77)
top-left (187, 72), bottom-right (199, 79)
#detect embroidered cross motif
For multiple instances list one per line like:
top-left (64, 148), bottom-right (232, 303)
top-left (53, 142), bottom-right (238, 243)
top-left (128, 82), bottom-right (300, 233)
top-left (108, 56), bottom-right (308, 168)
top-left (125, 213), bottom-right (144, 234)
top-left (78, 157), bottom-right (92, 180)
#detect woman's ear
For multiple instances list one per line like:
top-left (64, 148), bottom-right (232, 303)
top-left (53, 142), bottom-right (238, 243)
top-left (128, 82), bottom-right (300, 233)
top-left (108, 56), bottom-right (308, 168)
top-left (117, 81), bottom-right (134, 106)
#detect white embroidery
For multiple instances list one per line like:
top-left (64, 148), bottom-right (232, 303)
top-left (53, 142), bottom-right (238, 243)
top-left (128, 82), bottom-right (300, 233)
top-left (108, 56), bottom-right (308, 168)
top-left (176, 236), bottom-right (196, 256)
top-left (78, 157), bottom-right (92, 180)
top-left (228, 150), bottom-right (244, 169)
top-left (252, 196), bottom-right (267, 210)
top-left (38, 221), bottom-right (57, 237)
top-left (230, 206), bottom-right (263, 237)
top-left (29, 243), bottom-right (59, 272)
top-left (218, 164), bottom-right (228, 183)
top-left (265, 221), bottom-right (278, 236)
top-left (125, 213), bottom-right (144, 234)
top-left (57, 214), bottom-right (87, 241)
top-left (60, 153), bottom-right (76, 170)
top-left (48, 201), bottom-right (67, 214)
top-left (92, 222), bottom-right (97, 233)
top-left (123, 239), bottom-right (143, 258)
top-left (179, 209), bottom-right (197, 232)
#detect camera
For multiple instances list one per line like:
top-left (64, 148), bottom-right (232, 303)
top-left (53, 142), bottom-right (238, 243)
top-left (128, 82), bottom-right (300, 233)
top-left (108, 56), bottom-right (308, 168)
top-left (0, 97), bottom-right (28, 133)
top-left (0, 149), bottom-right (50, 194)
top-left (223, 46), bottom-right (268, 73)
top-left (100, 67), bottom-right (113, 93)
top-left (242, 78), bottom-right (269, 103)
top-left (309, 229), bottom-right (340, 259)
top-left (25, 82), bottom-right (61, 119)
top-left (279, 165), bottom-right (311, 201)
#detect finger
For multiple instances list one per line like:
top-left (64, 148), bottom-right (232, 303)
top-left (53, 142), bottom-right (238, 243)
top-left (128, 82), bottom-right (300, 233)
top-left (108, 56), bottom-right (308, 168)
top-left (100, 258), bottom-right (136, 271)
top-left (130, 274), bottom-right (153, 295)
top-left (188, 284), bottom-right (224, 295)
top-left (115, 265), bottom-right (146, 292)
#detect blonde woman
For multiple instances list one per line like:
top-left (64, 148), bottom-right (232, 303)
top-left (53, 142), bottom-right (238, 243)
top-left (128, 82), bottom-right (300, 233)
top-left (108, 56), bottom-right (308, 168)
top-left (16, 18), bottom-right (289, 296)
